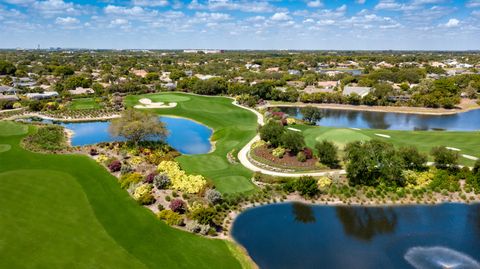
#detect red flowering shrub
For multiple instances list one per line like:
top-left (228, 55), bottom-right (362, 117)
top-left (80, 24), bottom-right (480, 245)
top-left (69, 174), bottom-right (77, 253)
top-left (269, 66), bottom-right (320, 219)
top-left (304, 147), bottom-right (313, 159)
top-left (108, 160), bottom-right (122, 172)
top-left (144, 172), bottom-right (157, 183)
top-left (89, 148), bottom-right (98, 156)
top-left (169, 199), bottom-right (186, 213)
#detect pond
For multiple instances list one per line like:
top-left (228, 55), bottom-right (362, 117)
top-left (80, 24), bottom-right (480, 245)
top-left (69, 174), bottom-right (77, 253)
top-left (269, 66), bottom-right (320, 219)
top-left (56, 116), bottom-right (212, 154)
top-left (278, 107), bottom-right (480, 131)
top-left (232, 203), bottom-right (480, 269)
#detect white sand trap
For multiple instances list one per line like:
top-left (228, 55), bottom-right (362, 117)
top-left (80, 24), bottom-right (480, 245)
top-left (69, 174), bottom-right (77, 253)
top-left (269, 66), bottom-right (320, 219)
top-left (287, 127), bottom-right (301, 132)
top-left (134, 98), bottom-right (177, 109)
top-left (350, 128), bottom-right (361, 130)
top-left (375, 133), bottom-right (391, 138)
top-left (462, 154), bottom-right (479, 161)
top-left (446, 147), bottom-right (461, 151)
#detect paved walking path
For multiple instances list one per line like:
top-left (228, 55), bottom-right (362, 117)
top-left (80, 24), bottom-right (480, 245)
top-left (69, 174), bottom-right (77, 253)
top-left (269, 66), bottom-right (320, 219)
top-left (234, 101), bottom-right (346, 177)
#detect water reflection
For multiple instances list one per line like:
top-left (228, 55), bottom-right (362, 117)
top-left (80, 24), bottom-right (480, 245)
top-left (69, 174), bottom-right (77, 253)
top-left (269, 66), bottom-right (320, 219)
top-left (292, 202), bottom-right (316, 224)
top-left (279, 107), bottom-right (480, 131)
top-left (335, 206), bottom-right (397, 241)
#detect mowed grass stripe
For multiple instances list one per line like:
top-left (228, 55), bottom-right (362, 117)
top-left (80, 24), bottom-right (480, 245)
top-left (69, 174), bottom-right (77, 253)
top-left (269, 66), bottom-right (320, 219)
top-left (0, 122), bottom-right (246, 269)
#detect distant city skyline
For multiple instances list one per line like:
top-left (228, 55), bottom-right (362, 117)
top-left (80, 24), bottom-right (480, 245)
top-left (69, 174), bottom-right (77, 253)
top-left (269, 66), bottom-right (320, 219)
top-left (1, 0), bottom-right (480, 50)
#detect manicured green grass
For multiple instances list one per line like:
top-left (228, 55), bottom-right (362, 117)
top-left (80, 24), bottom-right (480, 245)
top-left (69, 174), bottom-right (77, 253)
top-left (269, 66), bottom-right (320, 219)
top-left (125, 93), bottom-right (258, 194)
top-left (298, 125), bottom-right (480, 166)
top-left (0, 121), bottom-right (248, 269)
top-left (69, 98), bottom-right (102, 110)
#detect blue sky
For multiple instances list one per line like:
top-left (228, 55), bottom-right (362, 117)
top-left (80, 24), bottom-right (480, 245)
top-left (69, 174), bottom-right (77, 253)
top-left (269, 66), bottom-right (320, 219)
top-left (0, 0), bottom-right (479, 50)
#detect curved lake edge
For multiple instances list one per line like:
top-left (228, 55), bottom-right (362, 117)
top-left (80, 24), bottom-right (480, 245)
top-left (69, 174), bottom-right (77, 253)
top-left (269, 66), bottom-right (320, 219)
top-left (267, 102), bottom-right (480, 116)
top-left (227, 195), bottom-right (480, 241)
top-left (16, 114), bottom-right (216, 155)
top-left (231, 201), bottom-right (480, 269)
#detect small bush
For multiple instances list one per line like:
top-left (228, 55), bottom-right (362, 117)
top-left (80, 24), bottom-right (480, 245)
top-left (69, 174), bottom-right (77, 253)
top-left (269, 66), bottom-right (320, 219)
top-left (296, 152), bottom-right (307, 162)
top-left (303, 147), bottom-right (313, 159)
top-left (185, 220), bottom-right (210, 235)
top-left (205, 189), bottom-right (223, 205)
top-left (190, 206), bottom-right (217, 225)
top-left (144, 172), bottom-right (157, 183)
top-left (157, 210), bottom-right (183, 226)
top-left (108, 160), bottom-right (122, 172)
top-left (120, 164), bottom-right (133, 175)
top-left (133, 184), bottom-right (156, 205)
top-left (119, 172), bottom-right (143, 189)
top-left (169, 198), bottom-right (186, 213)
top-left (272, 147), bottom-right (286, 158)
top-left (153, 173), bottom-right (170, 189)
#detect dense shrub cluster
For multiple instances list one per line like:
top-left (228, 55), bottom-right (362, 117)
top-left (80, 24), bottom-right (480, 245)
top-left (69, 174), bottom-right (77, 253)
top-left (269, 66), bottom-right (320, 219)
top-left (158, 161), bottom-right (207, 194)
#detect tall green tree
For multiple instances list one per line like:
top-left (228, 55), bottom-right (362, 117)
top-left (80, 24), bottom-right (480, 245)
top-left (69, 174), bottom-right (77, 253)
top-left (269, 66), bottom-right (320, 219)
top-left (109, 109), bottom-right (168, 145)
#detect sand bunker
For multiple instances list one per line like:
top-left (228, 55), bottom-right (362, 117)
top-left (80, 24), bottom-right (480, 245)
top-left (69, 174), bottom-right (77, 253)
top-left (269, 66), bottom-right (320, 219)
top-left (375, 133), bottom-right (391, 138)
top-left (134, 98), bottom-right (177, 109)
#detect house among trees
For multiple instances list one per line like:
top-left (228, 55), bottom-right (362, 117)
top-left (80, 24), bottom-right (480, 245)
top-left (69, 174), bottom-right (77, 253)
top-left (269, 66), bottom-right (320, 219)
top-left (26, 91), bottom-right (59, 100)
top-left (343, 86), bottom-right (372, 98)
top-left (69, 87), bottom-right (94, 95)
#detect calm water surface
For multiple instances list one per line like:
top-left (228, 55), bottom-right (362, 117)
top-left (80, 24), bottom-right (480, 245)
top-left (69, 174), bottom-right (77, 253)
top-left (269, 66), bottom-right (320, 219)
top-left (279, 107), bottom-right (480, 131)
top-left (232, 203), bottom-right (480, 269)
top-left (58, 116), bottom-right (212, 154)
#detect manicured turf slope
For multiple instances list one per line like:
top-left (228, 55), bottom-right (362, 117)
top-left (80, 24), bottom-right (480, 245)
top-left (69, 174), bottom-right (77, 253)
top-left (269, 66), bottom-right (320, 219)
top-left (299, 125), bottom-right (480, 166)
top-left (69, 98), bottom-right (102, 110)
top-left (0, 121), bottom-right (247, 269)
top-left (125, 93), bottom-right (258, 194)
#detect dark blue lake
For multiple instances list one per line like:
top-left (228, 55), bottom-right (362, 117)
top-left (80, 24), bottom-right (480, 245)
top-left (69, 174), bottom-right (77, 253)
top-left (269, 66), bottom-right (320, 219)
top-left (232, 203), bottom-right (480, 269)
top-left (58, 117), bottom-right (212, 154)
top-left (279, 107), bottom-right (480, 131)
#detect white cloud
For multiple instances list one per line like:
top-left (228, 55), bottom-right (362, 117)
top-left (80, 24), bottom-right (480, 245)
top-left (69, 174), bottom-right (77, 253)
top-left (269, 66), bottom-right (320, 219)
top-left (110, 18), bottom-right (128, 26)
top-left (2, 0), bottom-right (35, 4)
top-left (443, 18), bottom-right (460, 27)
top-left (55, 16), bottom-right (78, 25)
top-left (336, 4), bottom-right (347, 12)
top-left (188, 0), bottom-right (279, 13)
top-left (33, 0), bottom-right (78, 17)
top-left (375, 0), bottom-right (402, 10)
top-left (466, 0), bottom-right (480, 8)
top-left (356, 0), bottom-right (366, 4)
top-left (271, 12), bottom-right (291, 21)
top-left (307, 0), bottom-right (322, 8)
top-left (473, 10), bottom-right (480, 16)
top-left (132, 0), bottom-right (169, 7)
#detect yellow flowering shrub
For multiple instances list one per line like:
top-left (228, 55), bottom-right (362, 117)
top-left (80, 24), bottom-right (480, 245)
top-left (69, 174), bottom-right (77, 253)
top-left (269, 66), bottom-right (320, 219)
top-left (287, 118), bottom-right (296, 125)
top-left (317, 176), bottom-right (332, 190)
top-left (158, 161), bottom-right (207, 194)
top-left (133, 184), bottom-right (151, 199)
top-left (96, 154), bottom-right (109, 164)
top-left (403, 170), bottom-right (434, 189)
top-left (119, 172), bottom-right (143, 189)
top-left (251, 140), bottom-right (267, 150)
top-left (129, 156), bottom-right (143, 166)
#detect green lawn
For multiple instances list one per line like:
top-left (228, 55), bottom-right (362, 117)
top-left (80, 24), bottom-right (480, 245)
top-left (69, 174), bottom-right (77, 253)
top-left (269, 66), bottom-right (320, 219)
top-left (0, 121), bottom-right (249, 269)
top-left (125, 93), bottom-right (258, 194)
top-left (69, 98), bottom-right (102, 110)
top-left (298, 125), bottom-right (480, 166)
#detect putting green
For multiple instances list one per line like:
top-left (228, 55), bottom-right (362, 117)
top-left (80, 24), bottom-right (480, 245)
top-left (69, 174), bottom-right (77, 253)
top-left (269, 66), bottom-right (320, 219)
top-left (311, 128), bottom-right (371, 149)
top-left (146, 94), bottom-right (191, 103)
top-left (0, 144), bottom-right (11, 153)
top-left (0, 121), bottom-right (27, 136)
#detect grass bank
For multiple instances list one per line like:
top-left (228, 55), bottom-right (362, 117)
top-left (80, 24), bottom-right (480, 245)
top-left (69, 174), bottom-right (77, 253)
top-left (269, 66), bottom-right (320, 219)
top-left (125, 92), bottom-right (258, 194)
top-left (0, 121), bottom-right (250, 269)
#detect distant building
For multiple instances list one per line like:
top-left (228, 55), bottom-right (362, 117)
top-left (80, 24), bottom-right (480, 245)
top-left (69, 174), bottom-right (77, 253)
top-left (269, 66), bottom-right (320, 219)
top-left (288, 69), bottom-right (301, 75)
top-left (163, 82), bottom-right (176, 90)
top-left (13, 77), bottom-right (36, 88)
top-left (69, 87), bottom-right (94, 95)
top-left (183, 49), bottom-right (223, 54)
top-left (131, 69), bottom-right (148, 78)
top-left (303, 85), bottom-right (334, 94)
top-left (0, 95), bottom-right (19, 101)
top-left (317, 81), bottom-right (339, 90)
top-left (343, 86), bottom-right (372, 98)
top-left (26, 91), bottom-right (59, 100)
top-left (0, 86), bottom-right (18, 94)
top-left (195, 74), bottom-right (218, 80)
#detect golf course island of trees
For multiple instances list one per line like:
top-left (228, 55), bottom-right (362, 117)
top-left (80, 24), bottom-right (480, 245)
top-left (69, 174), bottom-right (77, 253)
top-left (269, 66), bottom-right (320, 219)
top-left (1, 50), bottom-right (480, 268)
